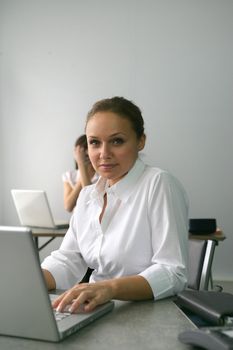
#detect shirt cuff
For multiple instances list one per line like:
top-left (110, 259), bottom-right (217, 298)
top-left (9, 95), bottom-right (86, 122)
top-left (139, 264), bottom-right (186, 300)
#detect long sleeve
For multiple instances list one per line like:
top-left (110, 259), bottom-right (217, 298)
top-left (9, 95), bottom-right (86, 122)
top-left (41, 214), bottom-right (88, 289)
top-left (139, 171), bottom-right (189, 299)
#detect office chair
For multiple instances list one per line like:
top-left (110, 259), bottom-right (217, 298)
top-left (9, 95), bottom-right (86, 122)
top-left (187, 238), bottom-right (215, 291)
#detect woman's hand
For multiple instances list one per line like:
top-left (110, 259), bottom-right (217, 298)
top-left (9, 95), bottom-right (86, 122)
top-left (74, 145), bottom-right (87, 166)
top-left (53, 276), bottom-right (153, 313)
top-left (74, 145), bottom-right (95, 187)
top-left (52, 281), bottom-right (114, 313)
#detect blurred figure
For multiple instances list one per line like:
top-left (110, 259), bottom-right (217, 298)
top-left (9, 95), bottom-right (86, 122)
top-left (62, 135), bottom-right (98, 212)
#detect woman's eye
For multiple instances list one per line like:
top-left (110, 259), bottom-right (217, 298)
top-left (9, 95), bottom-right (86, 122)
top-left (112, 138), bottom-right (124, 145)
top-left (89, 139), bottom-right (100, 146)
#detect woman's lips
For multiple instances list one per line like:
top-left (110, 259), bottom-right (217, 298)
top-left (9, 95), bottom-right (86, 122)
top-left (99, 164), bottom-right (116, 170)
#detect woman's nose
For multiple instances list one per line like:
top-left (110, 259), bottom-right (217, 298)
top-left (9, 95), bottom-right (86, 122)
top-left (99, 143), bottom-right (111, 159)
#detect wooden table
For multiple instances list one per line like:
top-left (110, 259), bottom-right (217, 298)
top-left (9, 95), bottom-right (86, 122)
top-left (189, 228), bottom-right (225, 242)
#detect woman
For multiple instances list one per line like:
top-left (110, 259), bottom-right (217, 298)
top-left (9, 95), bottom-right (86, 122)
top-left (62, 134), bottom-right (98, 212)
top-left (42, 96), bottom-right (189, 313)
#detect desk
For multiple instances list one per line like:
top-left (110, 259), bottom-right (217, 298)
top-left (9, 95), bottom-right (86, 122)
top-left (189, 229), bottom-right (226, 290)
top-left (189, 228), bottom-right (225, 242)
top-left (0, 298), bottom-right (194, 350)
top-left (32, 228), bottom-right (67, 251)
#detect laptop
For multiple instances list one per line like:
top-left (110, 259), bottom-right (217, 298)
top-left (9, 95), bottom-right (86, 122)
top-left (11, 189), bottom-right (69, 229)
top-left (0, 226), bottom-right (114, 342)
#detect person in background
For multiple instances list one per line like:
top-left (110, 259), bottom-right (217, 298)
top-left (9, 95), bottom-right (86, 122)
top-left (42, 96), bottom-right (189, 313)
top-left (62, 135), bottom-right (98, 212)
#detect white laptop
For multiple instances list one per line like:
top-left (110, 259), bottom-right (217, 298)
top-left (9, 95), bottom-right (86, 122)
top-left (11, 189), bottom-right (69, 229)
top-left (0, 226), bottom-right (114, 342)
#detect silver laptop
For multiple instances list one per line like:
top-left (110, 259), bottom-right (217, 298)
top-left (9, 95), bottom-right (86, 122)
top-left (0, 226), bottom-right (114, 342)
top-left (11, 189), bottom-right (69, 229)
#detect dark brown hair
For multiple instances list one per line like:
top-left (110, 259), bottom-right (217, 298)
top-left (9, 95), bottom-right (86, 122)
top-left (74, 134), bottom-right (87, 149)
top-left (85, 96), bottom-right (145, 139)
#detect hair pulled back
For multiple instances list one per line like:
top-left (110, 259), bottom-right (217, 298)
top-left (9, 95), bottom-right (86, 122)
top-left (85, 96), bottom-right (145, 139)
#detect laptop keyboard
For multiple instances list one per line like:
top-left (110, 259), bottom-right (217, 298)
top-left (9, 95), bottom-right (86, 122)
top-left (54, 310), bottom-right (71, 322)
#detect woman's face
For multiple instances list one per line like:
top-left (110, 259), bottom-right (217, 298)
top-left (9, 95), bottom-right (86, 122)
top-left (86, 111), bottom-right (145, 186)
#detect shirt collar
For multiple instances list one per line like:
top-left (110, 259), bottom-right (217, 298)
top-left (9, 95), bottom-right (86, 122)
top-left (90, 158), bottom-right (146, 203)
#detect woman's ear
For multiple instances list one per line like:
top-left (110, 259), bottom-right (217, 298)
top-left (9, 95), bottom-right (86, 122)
top-left (137, 134), bottom-right (146, 151)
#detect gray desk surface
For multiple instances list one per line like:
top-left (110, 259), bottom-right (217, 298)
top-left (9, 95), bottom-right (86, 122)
top-left (0, 298), bottom-right (194, 350)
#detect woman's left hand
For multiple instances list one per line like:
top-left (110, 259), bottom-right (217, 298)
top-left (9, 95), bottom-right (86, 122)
top-left (52, 281), bottom-right (114, 313)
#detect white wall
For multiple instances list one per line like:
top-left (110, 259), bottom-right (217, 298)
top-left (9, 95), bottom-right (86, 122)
top-left (0, 117), bottom-right (2, 223)
top-left (0, 0), bottom-right (233, 279)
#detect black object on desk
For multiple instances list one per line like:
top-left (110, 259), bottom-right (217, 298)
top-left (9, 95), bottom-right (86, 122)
top-left (176, 290), bottom-right (233, 326)
top-left (177, 290), bottom-right (233, 350)
top-left (189, 218), bottom-right (217, 235)
top-left (179, 327), bottom-right (233, 350)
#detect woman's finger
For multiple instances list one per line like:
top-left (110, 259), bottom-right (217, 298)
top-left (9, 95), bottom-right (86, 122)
top-left (55, 289), bottom-right (81, 312)
top-left (68, 290), bottom-right (94, 313)
top-left (52, 291), bottom-right (68, 308)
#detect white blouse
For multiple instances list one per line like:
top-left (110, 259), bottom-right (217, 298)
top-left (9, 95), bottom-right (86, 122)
top-left (42, 159), bottom-right (189, 300)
